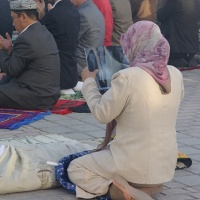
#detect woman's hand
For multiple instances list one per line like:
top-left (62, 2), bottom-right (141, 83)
top-left (81, 66), bottom-right (98, 82)
top-left (92, 120), bottom-right (117, 152)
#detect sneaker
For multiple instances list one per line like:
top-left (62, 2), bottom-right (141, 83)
top-left (60, 89), bottom-right (75, 95)
top-left (73, 81), bottom-right (83, 92)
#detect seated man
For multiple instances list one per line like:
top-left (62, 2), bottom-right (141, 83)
top-left (70, 0), bottom-right (105, 77)
top-left (0, 0), bottom-right (60, 110)
top-left (36, 0), bottom-right (80, 94)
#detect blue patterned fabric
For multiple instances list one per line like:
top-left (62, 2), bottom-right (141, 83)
top-left (55, 150), bottom-right (111, 200)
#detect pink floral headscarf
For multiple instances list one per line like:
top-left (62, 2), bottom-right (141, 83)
top-left (120, 21), bottom-right (171, 93)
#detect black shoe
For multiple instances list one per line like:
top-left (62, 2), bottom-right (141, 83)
top-left (168, 58), bottom-right (188, 68)
top-left (69, 102), bottom-right (91, 113)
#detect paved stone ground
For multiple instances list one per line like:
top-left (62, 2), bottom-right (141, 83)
top-left (0, 69), bottom-right (200, 200)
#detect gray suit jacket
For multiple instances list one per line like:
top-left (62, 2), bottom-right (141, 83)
top-left (76, 0), bottom-right (105, 75)
top-left (0, 22), bottom-right (60, 110)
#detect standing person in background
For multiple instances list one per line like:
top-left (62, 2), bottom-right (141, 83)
top-left (0, 0), bottom-right (60, 110)
top-left (157, 0), bottom-right (200, 68)
top-left (109, 0), bottom-right (132, 46)
top-left (93, 0), bottom-right (113, 46)
top-left (157, 0), bottom-right (166, 10)
top-left (35, 0), bottom-right (80, 95)
top-left (129, 0), bottom-right (158, 23)
top-left (0, 0), bottom-right (13, 38)
top-left (70, 0), bottom-right (105, 77)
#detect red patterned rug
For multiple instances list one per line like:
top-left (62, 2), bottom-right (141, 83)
top-left (51, 99), bottom-right (86, 115)
top-left (0, 109), bottom-right (51, 130)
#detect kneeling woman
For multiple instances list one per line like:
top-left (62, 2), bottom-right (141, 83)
top-left (68, 21), bottom-right (184, 200)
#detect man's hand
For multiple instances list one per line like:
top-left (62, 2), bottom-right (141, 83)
top-left (0, 33), bottom-right (12, 54)
top-left (0, 73), bottom-right (6, 80)
top-left (34, 0), bottom-right (46, 19)
top-left (81, 67), bottom-right (98, 82)
top-left (48, 3), bottom-right (53, 11)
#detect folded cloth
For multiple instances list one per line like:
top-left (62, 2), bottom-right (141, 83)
top-left (0, 137), bottom-right (95, 194)
top-left (176, 151), bottom-right (192, 170)
top-left (0, 145), bottom-right (6, 157)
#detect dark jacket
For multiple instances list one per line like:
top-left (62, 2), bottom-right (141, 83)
top-left (130, 0), bottom-right (158, 23)
top-left (0, 22), bottom-right (60, 110)
top-left (157, 0), bottom-right (200, 54)
top-left (0, 0), bottom-right (13, 38)
top-left (40, 0), bottom-right (80, 89)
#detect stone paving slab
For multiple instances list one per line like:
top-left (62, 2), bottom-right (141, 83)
top-left (0, 69), bottom-right (200, 199)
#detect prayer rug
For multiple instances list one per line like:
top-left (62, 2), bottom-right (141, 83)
top-left (51, 99), bottom-right (86, 115)
top-left (0, 109), bottom-right (51, 130)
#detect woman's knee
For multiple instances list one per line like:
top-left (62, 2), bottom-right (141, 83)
top-left (67, 160), bottom-right (86, 185)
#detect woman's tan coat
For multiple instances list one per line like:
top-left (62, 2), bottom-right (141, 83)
top-left (82, 66), bottom-right (183, 184)
top-left (68, 66), bottom-right (183, 198)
